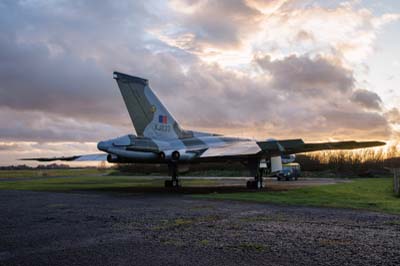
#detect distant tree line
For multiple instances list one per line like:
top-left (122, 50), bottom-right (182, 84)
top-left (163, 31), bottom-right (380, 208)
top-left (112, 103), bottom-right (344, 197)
top-left (0, 163), bottom-right (71, 170)
top-left (297, 145), bottom-right (400, 176)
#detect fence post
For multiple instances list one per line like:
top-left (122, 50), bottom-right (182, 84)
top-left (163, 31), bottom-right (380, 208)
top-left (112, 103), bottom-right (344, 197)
top-left (394, 168), bottom-right (400, 197)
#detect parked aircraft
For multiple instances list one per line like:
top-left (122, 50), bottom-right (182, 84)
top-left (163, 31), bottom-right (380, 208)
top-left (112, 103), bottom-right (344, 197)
top-left (23, 72), bottom-right (385, 189)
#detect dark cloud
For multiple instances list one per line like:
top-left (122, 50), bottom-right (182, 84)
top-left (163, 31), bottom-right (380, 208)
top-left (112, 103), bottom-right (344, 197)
top-left (0, 39), bottom-right (123, 123)
top-left (168, 0), bottom-right (262, 49)
top-left (162, 63), bottom-right (282, 129)
top-left (351, 89), bottom-right (382, 110)
top-left (251, 54), bottom-right (389, 139)
top-left (0, 108), bottom-right (128, 142)
top-left (0, 0), bottom-right (163, 126)
top-left (322, 110), bottom-right (388, 131)
top-left (255, 54), bottom-right (355, 96)
top-left (148, 55), bottom-right (390, 140)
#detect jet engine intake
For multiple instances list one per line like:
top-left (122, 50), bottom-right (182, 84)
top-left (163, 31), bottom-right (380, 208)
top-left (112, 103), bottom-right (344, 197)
top-left (158, 149), bottom-right (196, 162)
top-left (159, 151), bottom-right (166, 160)
top-left (172, 151), bottom-right (180, 161)
top-left (107, 154), bottom-right (120, 163)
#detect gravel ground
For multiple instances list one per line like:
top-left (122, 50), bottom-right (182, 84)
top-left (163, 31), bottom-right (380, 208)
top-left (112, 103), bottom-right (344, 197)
top-left (0, 189), bottom-right (399, 266)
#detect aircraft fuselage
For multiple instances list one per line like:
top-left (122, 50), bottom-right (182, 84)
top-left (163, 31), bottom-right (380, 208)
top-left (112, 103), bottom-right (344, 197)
top-left (97, 132), bottom-right (255, 164)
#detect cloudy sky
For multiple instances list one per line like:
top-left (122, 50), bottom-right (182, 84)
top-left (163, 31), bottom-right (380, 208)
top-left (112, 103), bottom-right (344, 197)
top-left (0, 0), bottom-right (399, 165)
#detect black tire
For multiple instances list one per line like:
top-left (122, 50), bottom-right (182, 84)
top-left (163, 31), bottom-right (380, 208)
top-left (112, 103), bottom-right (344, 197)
top-left (247, 180), bottom-right (263, 189)
top-left (246, 180), bottom-right (253, 189)
top-left (172, 180), bottom-right (179, 188)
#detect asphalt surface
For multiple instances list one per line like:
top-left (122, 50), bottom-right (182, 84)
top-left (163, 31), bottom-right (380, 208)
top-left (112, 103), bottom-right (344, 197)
top-left (1, 189), bottom-right (400, 266)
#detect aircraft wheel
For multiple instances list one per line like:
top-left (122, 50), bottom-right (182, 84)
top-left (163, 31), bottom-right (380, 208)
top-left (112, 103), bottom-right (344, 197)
top-left (247, 180), bottom-right (262, 189)
top-left (247, 180), bottom-right (257, 189)
top-left (256, 180), bottom-right (263, 189)
top-left (246, 180), bottom-right (252, 189)
top-left (172, 180), bottom-right (180, 188)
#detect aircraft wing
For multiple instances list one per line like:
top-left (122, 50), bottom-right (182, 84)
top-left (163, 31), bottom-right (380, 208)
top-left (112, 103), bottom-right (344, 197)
top-left (198, 139), bottom-right (385, 161)
top-left (20, 153), bottom-right (108, 162)
top-left (257, 139), bottom-right (386, 155)
top-left (199, 141), bottom-right (262, 160)
top-left (20, 140), bottom-right (385, 162)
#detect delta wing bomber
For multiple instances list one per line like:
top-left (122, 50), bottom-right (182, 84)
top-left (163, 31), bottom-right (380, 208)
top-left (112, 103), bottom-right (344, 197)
top-left (23, 72), bottom-right (385, 189)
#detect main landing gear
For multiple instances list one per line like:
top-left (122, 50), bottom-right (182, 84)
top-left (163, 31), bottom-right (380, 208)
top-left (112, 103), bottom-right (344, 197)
top-left (246, 169), bottom-right (264, 189)
top-left (165, 163), bottom-right (180, 188)
top-left (246, 159), bottom-right (267, 190)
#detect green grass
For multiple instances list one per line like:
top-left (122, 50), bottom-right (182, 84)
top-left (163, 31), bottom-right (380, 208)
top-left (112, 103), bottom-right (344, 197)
top-left (0, 168), bottom-right (110, 179)
top-left (195, 178), bottom-right (400, 215)
top-left (0, 175), bottom-right (217, 192)
top-left (2, 169), bottom-right (399, 215)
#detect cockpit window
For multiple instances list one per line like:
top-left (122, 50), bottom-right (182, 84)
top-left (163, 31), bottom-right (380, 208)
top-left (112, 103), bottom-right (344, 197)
top-left (112, 135), bottom-right (131, 146)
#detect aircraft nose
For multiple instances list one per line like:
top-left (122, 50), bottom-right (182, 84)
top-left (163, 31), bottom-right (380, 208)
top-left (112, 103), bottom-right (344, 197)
top-left (97, 141), bottom-right (108, 151)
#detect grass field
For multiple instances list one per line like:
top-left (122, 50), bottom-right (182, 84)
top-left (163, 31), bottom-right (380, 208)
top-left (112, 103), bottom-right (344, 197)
top-left (196, 178), bottom-right (400, 214)
top-left (0, 175), bottom-right (218, 191)
top-left (0, 168), bottom-right (110, 179)
top-left (1, 169), bottom-right (399, 214)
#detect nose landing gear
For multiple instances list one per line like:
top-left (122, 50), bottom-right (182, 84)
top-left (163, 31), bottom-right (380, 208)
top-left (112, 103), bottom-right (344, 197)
top-left (165, 163), bottom-right (180, 188)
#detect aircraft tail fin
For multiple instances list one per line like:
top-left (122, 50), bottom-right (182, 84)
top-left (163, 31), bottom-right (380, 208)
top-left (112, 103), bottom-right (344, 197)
top-left (113, 72), bottom-right (184, 139)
